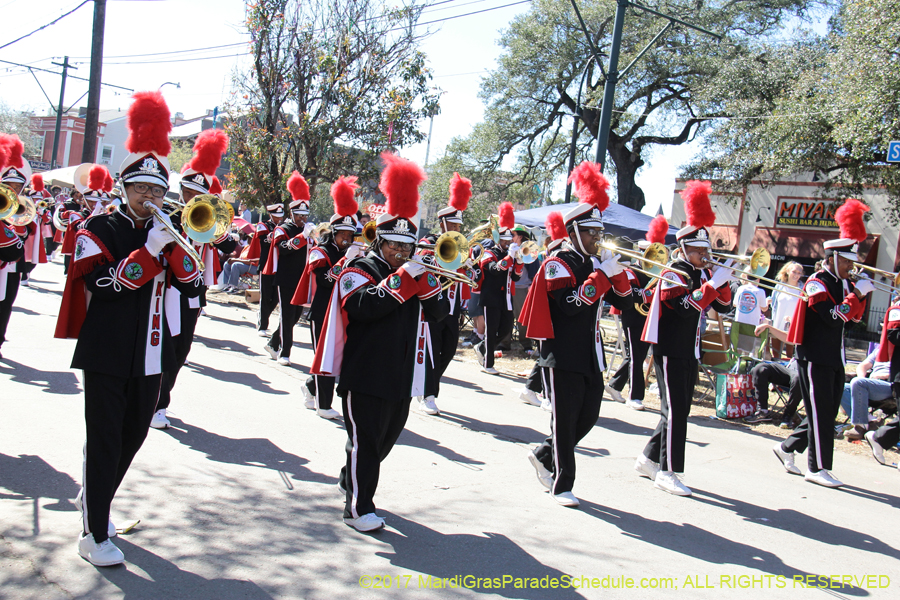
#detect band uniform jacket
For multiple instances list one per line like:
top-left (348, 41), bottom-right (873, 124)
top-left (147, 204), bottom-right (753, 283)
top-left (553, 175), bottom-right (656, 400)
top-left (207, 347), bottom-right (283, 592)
top-left (263, 221), bottom-right (308, 289)
top-left (314, 252), bottom-right (449, 401)
top-left (641, 259), bottom-right (733, 359)
top-left (519, 246), bottom-right (632, 374)
top-left (787, 268), bottom-right (866, 369)
top-left (876, 302), bottom-right (900, 392)
top-left (60, 205), bottom-right (91, 255)
top-left (416, 233), bottom-right (471, 320)
top-left (479, 245), bottom-right (523, 310)
top-left (0, 222), bottom-right (25, 302)
top-left (246, 219), bottom-right (275, 271)
top-left (292, 240), bottom-right (345, 324)
top-left (618, 267), bottom-right (653, 330)
top-left (54, 206), bottom-right (203, 377)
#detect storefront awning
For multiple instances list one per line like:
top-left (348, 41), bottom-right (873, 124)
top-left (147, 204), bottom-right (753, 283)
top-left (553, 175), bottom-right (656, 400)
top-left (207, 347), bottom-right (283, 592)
top-left (748, 228), bottom-right (878, 266)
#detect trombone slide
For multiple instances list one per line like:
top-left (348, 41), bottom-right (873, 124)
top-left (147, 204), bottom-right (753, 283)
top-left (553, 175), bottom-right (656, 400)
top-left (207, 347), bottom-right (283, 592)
top-left (143, 202), bottom-right (206, 271)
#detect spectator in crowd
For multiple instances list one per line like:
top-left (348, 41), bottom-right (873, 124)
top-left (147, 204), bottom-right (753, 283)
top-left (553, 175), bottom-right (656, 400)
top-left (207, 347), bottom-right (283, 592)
top-left (769, 261), bottom-right (805, 359)
top-left (732, 275), bottom-right (768, 355)
top-left (749, 322), bottom-right (803, 427)
top-left (840, 344), bottom-right (894, 440)
top-left (500, 225), bottom-right (536, 352)
top-left (219, 233), bottom-right (258, 292)
top-left (239, 202), bottom-right (252, 223)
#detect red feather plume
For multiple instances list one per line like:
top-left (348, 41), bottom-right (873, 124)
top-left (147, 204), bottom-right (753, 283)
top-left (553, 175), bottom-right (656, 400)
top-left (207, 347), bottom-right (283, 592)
top-left (379, 153), bottom-right (425, 219)
top-left (287, 171), bottom-right (309, 201)
top-left (545, 211), bottom-right (566, 241)
top-left (0, 135), bottom-right (13, 169)
top-left (498, 202), bottom-right (515, 230)
top-left (89, 165), bottom-right (107, 191)
top-left (681, 180), bottom-right (716, 228)
top-left (567, 161), bottom-right (610, 212)
top-left (104, 173), bottom-right (114, 193)
top-left (31, 173), bottom-right (44, 193)
top-left (835, 198), bottom-right (869, 243)
top-left (331, 176), bottom-right (359, 217)
top-left (209, 176), bottom-right (223, 196)
top-left (125, 91), bottom-right (172, 155)
top-left (448, 172), bottom-right (471, 212)
top-left (1, 134), bottom-right (25, 169)
top-left (646, 214), bottom-right (669, 244)
top-left (180, 161), bottom-right (192, 174)
top-left (189, 129), bottom-right (229, 175)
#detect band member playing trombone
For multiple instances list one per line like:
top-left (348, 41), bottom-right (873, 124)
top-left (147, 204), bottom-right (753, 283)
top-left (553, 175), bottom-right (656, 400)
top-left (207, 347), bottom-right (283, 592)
top-left (312, 153), bottom-right (448, 532)
top-left (519, 162), bottom-right (631, 507)
top-left (152, 130), bottom-right (234, 429)
top-left (608, 215), bottom-right (669, 411)
top-left (774, 199), bottom-right (874, 488)
top-left (55, 92), bottom-right (202, 567)
top-left (638, 180), bottom-right (734, 497)
top-left (0, 134), bottom-right (31, 358)
top-left (247, 202), bottom-right (284, 336)
top-left (293, 176), bottom-right (360, 420)
top-left (414, 173), bottom-right (472, 415)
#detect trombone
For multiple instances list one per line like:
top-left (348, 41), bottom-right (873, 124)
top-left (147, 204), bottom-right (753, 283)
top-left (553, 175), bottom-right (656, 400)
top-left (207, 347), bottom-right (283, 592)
top-left (850, 263), bottom-right (900, 295)
top-left (0, 184), bottom-right (21, 221)
top-left (413, 230), bottom-right (478, 289)
top-left (143, 202), bottom-right (207, 271)
top-left (599, 241), bottom-right (690, 288)
top-left (702, 248), bottom-right (807, 299)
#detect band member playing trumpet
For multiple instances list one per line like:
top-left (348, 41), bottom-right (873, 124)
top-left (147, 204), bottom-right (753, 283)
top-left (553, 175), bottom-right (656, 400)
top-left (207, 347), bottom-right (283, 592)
top-left (774, 199), bottom-right (874, 488)
top-left (263, 172), bottom-right (315, 366)
top-left (152, 130), bottom-right (234, 429)
top-left (0, 134), bottom-right (31, 358)
top-left (519, 162), bottom-right (631, 507)
top-left (638, 180), bottom-right (734, 496)
top-left (474, 201), bottom-right (523, 374)
top-left (312, 153), bottom-right (448, 532)
top-left (54, 92), bottom-right (202, 567)
top-left (607, 215), bottom-right (669, 411)
top-left (247, 202), bottom-right (284, 336)
top-left (293, 176), bottom-right (360, 420)
top-left (415, 172), bottom-right (472, 415)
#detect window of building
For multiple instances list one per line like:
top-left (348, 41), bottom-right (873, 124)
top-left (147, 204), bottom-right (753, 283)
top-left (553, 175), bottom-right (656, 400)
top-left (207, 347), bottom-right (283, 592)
top-left (100, 145), bottom-right (114, 165)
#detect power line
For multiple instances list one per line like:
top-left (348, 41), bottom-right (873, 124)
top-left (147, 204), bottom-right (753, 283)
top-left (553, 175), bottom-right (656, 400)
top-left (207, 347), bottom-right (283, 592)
top-left (100, 53), bottom-right (249, 66)
top-left (0, 58), bottom-right (133, 91)
top-left (68, 41), bottom-right (249, 61)
top-left (0, 0), bottom-right (90, 51)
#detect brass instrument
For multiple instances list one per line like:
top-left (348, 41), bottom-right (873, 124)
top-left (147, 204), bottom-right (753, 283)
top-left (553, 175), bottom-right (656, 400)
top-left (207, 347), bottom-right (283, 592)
top-left (599, 241), bottom-right (690, 288)
top-left (416, 231), bottom-right (470, 271)
top-left (520, 240), bottom-right (539, 264)
top-left (468, 214), bottom-right (500, 245)
top-left (702, 248), bottom-right (807, 300)
top-left (180, 194), bottom-right (233, 244)
top-left (143, 201), bottom-right (207, 271)
top-left (4, 192), bottom-right (36, 227)
top-left (850, 263), bottom-right (900, 295)
top-left (354, 220), bottom-right (377, 246)
top-left (401, 254), bottom-right (478, 289)
top-left (36, 199), bottom-right (50, 210)
top-left (0, 184), bottom-right (20, 221)
top-left (53, 203), bottom-right (70, 231)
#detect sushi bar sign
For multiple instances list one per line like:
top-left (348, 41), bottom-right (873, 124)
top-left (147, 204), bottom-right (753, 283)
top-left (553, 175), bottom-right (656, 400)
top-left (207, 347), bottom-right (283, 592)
top-left (775, 197), bottom-right (838, 230)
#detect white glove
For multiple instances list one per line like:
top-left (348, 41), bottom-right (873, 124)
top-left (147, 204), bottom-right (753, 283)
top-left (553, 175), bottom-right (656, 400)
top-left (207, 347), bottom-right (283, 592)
top-left (399, 259), bottom-right (426, 278)
top-left (599, 254), bottom-right (624, 278)
top-left (463, 257), bottom-right (475, 269)
top-left (508, 242), bottom-right (520, 255)
top-left (344, 243), bottom-right (362, 260)
top-left (854, 275), bottom-right (875, 297)
top-left (145, 222), bottom-right (176, 255)
top-left (302, 222), bottom-right (316, 237)
top-left (591, 256), bottom-right (603, 270)
top-left (708, 263), bottom-right (734, 289)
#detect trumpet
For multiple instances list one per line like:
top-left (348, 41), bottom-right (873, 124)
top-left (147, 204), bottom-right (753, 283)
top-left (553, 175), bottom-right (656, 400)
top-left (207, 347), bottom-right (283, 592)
top-left (599, 241), bottom-right (690, 288)
top-left (143, 202), bottom-right (206, 271)
top-left (850, 263), bottom-right (900, 295)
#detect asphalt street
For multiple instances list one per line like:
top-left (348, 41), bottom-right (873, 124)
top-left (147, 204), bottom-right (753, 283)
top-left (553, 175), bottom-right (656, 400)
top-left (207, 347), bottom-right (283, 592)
top-left (1, 259), bottom-right (898, 600)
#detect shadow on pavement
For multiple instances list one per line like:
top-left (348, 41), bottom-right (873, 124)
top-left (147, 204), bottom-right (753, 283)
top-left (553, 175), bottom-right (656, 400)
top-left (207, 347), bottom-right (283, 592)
top-left (439, 411), bottom-right (546, 445)
top-left (376, 511), bottom-right (587, 599)
top-left (192, 334), bottom-right (259, 358)
top-left (186, 362), bottom-right (288, 395)
top-left (0, 359), bottom-right (81, 395)
top-left (0, 453), bottom-right (79, 536)
top-left (397, 429), bottom-right (485, 466)
top-left (442, 374), bottom-right (503, 395)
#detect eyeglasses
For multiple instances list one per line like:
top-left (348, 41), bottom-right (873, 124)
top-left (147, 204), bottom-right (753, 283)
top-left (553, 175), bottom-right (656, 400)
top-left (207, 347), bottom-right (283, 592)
top-left (131, 183), bottom-right (167, 198)
top-left (386, 240), bottom-right (413, 252)
top-left (584, 228), bottom-right (602, 238)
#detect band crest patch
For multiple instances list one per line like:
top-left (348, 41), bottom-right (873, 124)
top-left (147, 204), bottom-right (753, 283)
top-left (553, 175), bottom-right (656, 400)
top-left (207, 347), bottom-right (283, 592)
top-left (74, 238), bottom-right (85, 259)
top-left (388, 274), bottom-right (402, 290)
top-left (692, 289), bottom-right (704, 301)
top-left (584, 284), bottom-right (596, 298)
top-left (183, 256), bottom-right (194, 273)
top-left (805, 280), bottom-right (827, 296)
top-left (838, 303), bottom-right (851, 314)
top-left (124, 263), bottom-right (143, 281)
top-left (3, 228), bottom-right (13, 239)
top-left (426, 273), bottom-right (438, 288)
top-left (889, 308), bottom-right (900, 322)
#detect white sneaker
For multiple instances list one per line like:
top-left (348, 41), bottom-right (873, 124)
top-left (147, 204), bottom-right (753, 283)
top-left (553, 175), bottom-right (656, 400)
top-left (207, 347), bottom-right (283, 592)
top-left (654, 471), bottom-right (692, 496)
top-left (317, 408), bottom-right (340, 420)
top-left (149, 409), bottom-right (170, 430)
top-left (805, 469), bottom-right (844, 488)
top-left (518, 388), bottom-right (542, 407)
top-left (473, 342), bottom-right (485, 365)
top-left (626, 399), bottom-right (644, 411)
top-left (772, 442), bottom-right (801, 475)
top-left (277, 356), bottom-right (290, 366)
top-left (482, 367), bottom-right (499, 375)
top-left (257, 329), bottom-right (269, 337)
top-left (77, 534), bottom-right (124, 567)
top-left (421, 395), bottom-right (439, 415)
top-left (540, 398), bottom-right (552, 412)
top-left (74, 490), bottom-right (116, 538)
top-left (865, 431), bottom-right (886, 465)
top-left (634, 455), bottom-right (660, 480)
top-left (553, 491), bottom-right (580, 507)
top-left (264, 345), bottom-right (278, 360)
top-left (607, 387), bottom-right (625, 403)
top-left (527, 452), bottom-right (553, 490)
top-left (301, 386), bottom-right (316, 410)
top-left (343, 513), bottom-right (385, 532)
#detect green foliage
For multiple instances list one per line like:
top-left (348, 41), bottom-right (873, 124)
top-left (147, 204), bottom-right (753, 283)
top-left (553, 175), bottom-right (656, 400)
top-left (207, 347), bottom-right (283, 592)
top-left (167, 140), bottom-right (194, 174)
top-left (0, 101), bottom-right (41, 157)
top-left (226, 0), bottom-right (441, 212)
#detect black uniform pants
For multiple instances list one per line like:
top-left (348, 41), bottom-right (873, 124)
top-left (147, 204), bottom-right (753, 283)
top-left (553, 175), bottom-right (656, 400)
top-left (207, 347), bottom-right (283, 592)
top-left (750, 361), bottom-right (802, 417)
top-left (82, 370), bottom-right (161, 543)
top-left (643, 355), bottom-right (697, 473)
top-left (305, 317), bottom-right (335, 410)
top-left (608, 325), bottom-right (650, 400)
top-left (157, 305), bottom-right (200, 411)
top-left (425, 312), bottom-right (460, 398)
top-left (533, 367), bottom-right (604, 494)
top-left (268, 285), bottom-right (301, 359)
top-left (338, 391), bottom-right (411, 518)
top-left (45, 238), bottom-right (59, 256)
top-left (257, 273), bottom-right (278, 332)
top-left (783, 360), bottom-right (845, 472)
top-left (526, 361), bottom-right (544, 394)
top-left (873, 418), bottom-right (900, 449)
top-left (478, 305), bottom-right (513, 369)
top-left (0, 272), bottom-right (20, 351)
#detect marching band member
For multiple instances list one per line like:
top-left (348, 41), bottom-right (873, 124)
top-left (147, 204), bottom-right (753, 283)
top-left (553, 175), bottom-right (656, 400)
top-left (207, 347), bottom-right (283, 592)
top-left (638, 180), bottom-right (734, 496)
top-left (18, 174), bottom-right (51, 287)
top-left (247, 202), bottom-right (284, 336)
top-left (774, 199), bottom-right (874, 487)
top-left (293, 176), bottom-right (360, 420)
top-left (55, 91), bottom-right (202, 567)
top-left (415, 172), bottom-right (472, 415)
top-left (474, 202), bottom-right (522, 374)
top-left (59, 184), bottom-right (94, 275)
top-left (263, 172), bottom-right (315, 366)
top-left (866, 296), bottom-right (900, 470)
top-left (0, 134), bottom-right (30, 358)
top-left (312, 153), bottom-right (448, 532)
top-left (607, 214), bottom-right (669, 411)
top-left (152, 130), bottom-right (234, 429)
top-left (519, 162), bottom-right (631, 507)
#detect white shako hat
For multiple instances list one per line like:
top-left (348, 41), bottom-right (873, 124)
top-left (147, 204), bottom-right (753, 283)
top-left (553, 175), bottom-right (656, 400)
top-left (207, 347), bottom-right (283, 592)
top-left (564, 161), bottom-right (610, 232)
top-left (119, 91), bottom-right (173, 190)
top-left (0, 134), bottom-right (32, 185)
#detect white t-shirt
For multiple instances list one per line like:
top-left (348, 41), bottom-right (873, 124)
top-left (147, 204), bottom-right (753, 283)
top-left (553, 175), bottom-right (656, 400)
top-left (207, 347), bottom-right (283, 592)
top-left (771, 282), bottom-right (801, 330)
top-left (734, 283), bottom-right (767, 326)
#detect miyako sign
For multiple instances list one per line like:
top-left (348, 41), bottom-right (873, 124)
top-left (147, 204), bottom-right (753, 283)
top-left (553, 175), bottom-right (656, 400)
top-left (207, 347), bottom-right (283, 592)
top-left (775, 197), bottom-right (838, 229)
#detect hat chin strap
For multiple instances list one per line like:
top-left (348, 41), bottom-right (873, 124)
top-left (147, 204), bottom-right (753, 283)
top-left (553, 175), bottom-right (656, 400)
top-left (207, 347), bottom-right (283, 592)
top-left (572, 223), bottom-right (590, 256)
top-left (833, 253), bottom-right (843, 279)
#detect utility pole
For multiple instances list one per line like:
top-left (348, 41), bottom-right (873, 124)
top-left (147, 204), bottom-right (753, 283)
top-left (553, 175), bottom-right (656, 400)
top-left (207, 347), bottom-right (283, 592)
top-left (81, 0), bottom-right (107, 163)
top-left (50, 56), bottom-right (75, 169)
